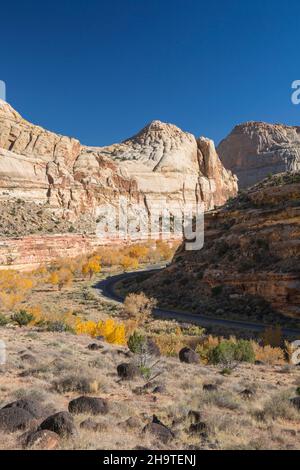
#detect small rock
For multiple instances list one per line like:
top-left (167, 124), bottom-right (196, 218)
top-left (203, 383), bottom-right (218, 392)
top-left (239, 389), bottom-right (255, 399)
top-left (179, 347), bottom-right (199, 364)
top-left (20, 353), bottom-right (37, 364)
top-left (80, 418), bottom-right (107, 432)
top-left (152, 385), bottom-right (166, 394)
top-left (189, 422), bottom-right (207, 434)
top-left (143, 421), bottom-right (174, 444)
top-left (40, 411), bottom-right (77, 438)
top-left (24, 429), bottom-right (60, 450)
top-left (117, 362), bottom-right (139, 380)
top-left (68, 396), bottom-right (108, 415)
top-left (87, 343), bottom-right (103, 351)
top-left (290, 397), bottom-right (300, 409)
top-left (187, 410), bottom-right (202, 425)
top-left (123, 416), bottom-right (142, 428)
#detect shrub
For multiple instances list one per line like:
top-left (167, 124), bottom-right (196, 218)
top-left (208, 339), bottom-right (255, 365)
top-left (11, 309), bottom-right (34, 326)
top-left (234, 340), bottom-right (255, 363)
top-left (123, 293), bottom-right (157, 325)
top-left (0, 313), bottom-right (8, 326)
top-left (45, 321), bottom-right (74, 333)
top-left (208, 341), bottom-right (236, 365)
top-left (128, 331), bottom-right (146, 353)
top-left (211, 285), bottom-right (223, 296)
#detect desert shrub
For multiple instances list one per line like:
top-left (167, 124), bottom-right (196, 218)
top-left (53, 375), bottom-right (100, 394)
top-left (234, 340), bottom-right (255, 363)
top-left (123, 293), bottom-right (157, 325)
top-left (128, 331), bottom-right (146, 353)
top-left (45, 321), bottom-right (75, 333)
top-left (257, 392), bottom-right (299, 421)
top-left (0, 313), bottom-right (8, 326)
top-left (252, 342), bottom-right (285, 364)
top-left (11, 309), bottom-right (34, 326)
top-left (208, 341), bottom-right (236, 365)
top-left (208, 339), bottom-right (255, 365)
top-left (211, 285), bottom-right (224, 296)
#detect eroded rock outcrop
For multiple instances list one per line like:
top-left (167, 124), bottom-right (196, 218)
top-left (0, 100), bottom-right (237, 236)
top-left (218, 121), bottom-right (300, 188)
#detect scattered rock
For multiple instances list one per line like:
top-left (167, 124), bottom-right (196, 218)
top-left (40, 411), bottom-right (77, 437)
top-left (87, 343), bottom-right (103, 351)
top-left (123, 416), bottom-right (142, 429)
top-left (187, 410), bottom-right (202, 425)
top-left (68, 396), bottom-right (108, 415)
top-left (143, 419), bottom-right (174, 444)
top-left (290, 397), bottom-right (300, 410)
top-left (189, 422), bottom-right (208, 434)
top-left (203, 383), bottom-right (218, 392)
top-left (2, 398), bottom-right (47, 419)
top-left (0, 407), bottom-right (35, 432)
top-left (20, 353), bottom-right (37, 364)
top-left (23, 429), bottom-right (60, 450)
top-left (117, 363), bottom-right (139, 380)
top-left (239, 389), bottom-right (255, 399)
top-left (152, 385), bottom-right (166, 394)
top-left (179, 347), bottom-right (199, 364)
top-left (80, 418), bottom-right (107, 432)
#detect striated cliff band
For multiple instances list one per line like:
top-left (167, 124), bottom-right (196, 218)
top-left (218, 121), bottom-right (300, 189)
top-left (125, 172), bottom-right (300, 322)
top-left (0, 99), bottom-right (237, 237)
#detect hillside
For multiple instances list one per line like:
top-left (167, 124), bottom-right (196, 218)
top-left (123, 172), bottom-right (300, 325)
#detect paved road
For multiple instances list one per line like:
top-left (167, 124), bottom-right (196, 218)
top-left (95, 267), bottom-right (300, 338)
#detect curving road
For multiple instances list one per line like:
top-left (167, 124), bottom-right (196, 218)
top-left (95, 266), bottom-right (300, 338)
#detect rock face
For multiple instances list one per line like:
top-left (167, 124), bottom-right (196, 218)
top-left (0, 99), bottom-right (237, 240)
top-left (134, 173), bottom-right (300, 320)
top-left (218, 122), bottom-right (300, 188)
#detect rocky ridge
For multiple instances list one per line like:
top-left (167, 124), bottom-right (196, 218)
top-left (218, 121), bottom-right (300, 188)
top-left (0, 100), bottom-right (237, 240)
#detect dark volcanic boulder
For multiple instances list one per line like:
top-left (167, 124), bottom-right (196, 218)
top-left (179, 347), bottom-right (199, 364)
top-left (68, 396), bottom-right (108, 415)
top-left (40, 411), bottom-right (77, 437)
top-left (290, 397), bottom-right (300, 410)
top-left (0, 407), bottom-right (34, 432)
top-left (117, 362), bottom-right (139, 380)
top-left (143, 417), bottom-right (174, 444)
top-left (87, 343), bottom-right (103, 351)
top-left (2, 398), bottom-right (46, 419)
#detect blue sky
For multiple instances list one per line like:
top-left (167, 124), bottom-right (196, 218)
top-left (1, 0), bottom-right (300, 146)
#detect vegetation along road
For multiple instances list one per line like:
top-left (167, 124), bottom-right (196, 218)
top-left (95, 266), bottom-right (300, 338)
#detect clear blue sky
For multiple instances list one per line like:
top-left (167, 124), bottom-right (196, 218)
top-left (1, 0), bottom-right (300, 146)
